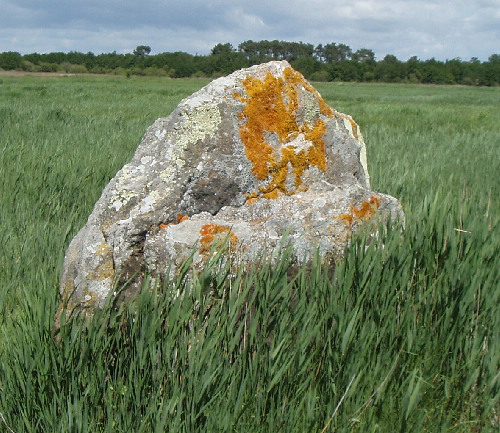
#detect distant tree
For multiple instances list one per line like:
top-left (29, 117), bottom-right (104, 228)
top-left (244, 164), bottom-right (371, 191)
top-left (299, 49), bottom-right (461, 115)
top-left (352, 48), bottom-right (375, 63)
top-left (38, 62), bottom-right (59, 72)
top-left (166, 51), bottom-right (197, 77)
top-left (310, 69), bottom-right (330, 82)
top-left (338, 60), bottom-right (360, 81)
top-left (405, 56), bottom-right (421, 83)
top-left (417, 58), bottom-right (455, 84)
top-left (290, 56), bottom-right (320, 78)
top-left (314, 44), bottom-right (325, 62)
top-left (238, 40), bottom-right (259, 61)
top-left (488, 54), bottom-right (500, 64)
top-left (445, 58), bottom-right (466, 84)
top-left (151, 52), bottom-right (172, 70)
top-left (238, 40), bottom-right (271, 64)
top-left (43, 52), bottom-right (66, 64)
top-left (237, 40), bottom-right (314, 63)
top-left (0, 39), bottom-right (494, 85)
top-left (0, 51), bottom-right (22, 70)
top-left (23, 52), bottom-right (42, 65)
top-left (94, 52), bottom-right (124, 70)
top-left (382, 54), bottom-right (399, 64)
top-left (284, 41), bottom-right (315, 61)
top-left (209, 43), bottom-right (246, 75)
top-left (376, 55), bottom-right (404, 82)
top-left (319, 43), bottom-right (352, 63)
top-left (81, 52), bottom-right (96, 69)
top-left (133, 45), bottom-right (151, 58)
top-left (483, 54), bottom-right (500, 86)
top-left (211, 43), bottom-right (234, 55)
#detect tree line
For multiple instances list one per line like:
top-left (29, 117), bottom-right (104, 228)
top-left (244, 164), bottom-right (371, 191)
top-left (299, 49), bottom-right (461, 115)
top-left (1, 40), bottom-right (499, 86)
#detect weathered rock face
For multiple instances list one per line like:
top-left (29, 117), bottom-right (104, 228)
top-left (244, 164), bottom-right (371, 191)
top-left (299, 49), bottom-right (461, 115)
top-left (58, 61), bottom-right (403, 318)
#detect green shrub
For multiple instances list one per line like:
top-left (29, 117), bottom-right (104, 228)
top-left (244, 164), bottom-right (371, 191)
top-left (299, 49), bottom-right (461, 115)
top-left (60, 62), bottom-right (88, 74)
top-left (310, 70), bottom-right (330, 82)
top-left (143, 66), bottom-right (168, 77)
top-left (38, 62), bottom-right (60, 72)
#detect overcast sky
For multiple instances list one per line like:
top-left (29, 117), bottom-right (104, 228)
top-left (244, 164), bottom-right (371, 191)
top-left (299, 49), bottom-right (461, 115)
top-left (1, 0), bottom-right (498, 61)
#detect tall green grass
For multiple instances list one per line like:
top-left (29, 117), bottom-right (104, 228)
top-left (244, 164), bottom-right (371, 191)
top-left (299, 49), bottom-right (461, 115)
top-left (0, 77), bottom-right (498, 432)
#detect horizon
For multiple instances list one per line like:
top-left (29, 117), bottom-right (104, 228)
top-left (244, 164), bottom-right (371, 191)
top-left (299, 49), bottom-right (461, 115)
top-left (3, 41), bottom-right (498, 63)
top-left (1, 1), bottom-right (498, 63)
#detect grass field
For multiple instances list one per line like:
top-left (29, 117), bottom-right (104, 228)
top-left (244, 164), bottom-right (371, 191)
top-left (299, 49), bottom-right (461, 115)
top-left (0, 75), bottom-right (499, 432)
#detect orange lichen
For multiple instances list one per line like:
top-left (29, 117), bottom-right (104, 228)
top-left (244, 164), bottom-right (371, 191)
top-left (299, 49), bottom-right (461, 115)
top-left (282, 67), bottom-right (334, 118)
top-left (352, 196), bottom-right (380, 219)
top-left (177, 213), bottom-right (189, 223)
top-left (236, 67), bottom-right (331, 199)
top-left (319, 98), bottom-right (335, 119)
top-left (338, 196), bottom-right (381, 227)
top-left (339, 213), bottom-right (354, 226)
top-left (245, 192), bottom-right (260, 204)
top-left (199, 224), bottom-right (239, 254)
top-left (159, 214), bottom-right (189, 230)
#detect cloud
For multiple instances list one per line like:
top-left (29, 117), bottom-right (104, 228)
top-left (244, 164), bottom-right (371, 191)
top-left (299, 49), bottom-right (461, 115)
top-left (0, 0), bottom-right (498, 60)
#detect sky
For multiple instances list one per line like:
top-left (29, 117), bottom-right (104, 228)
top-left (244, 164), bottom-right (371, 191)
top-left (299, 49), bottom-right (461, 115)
top-left (1, 0), bottom-right (498, 62)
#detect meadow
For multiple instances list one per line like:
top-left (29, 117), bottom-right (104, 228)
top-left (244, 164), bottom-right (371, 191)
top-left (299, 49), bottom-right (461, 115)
top-left (0, 74), bottom-right (498, 432)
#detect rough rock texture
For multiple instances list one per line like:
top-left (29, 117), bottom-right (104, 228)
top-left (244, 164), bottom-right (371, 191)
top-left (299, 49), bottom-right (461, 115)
top-left (58, 60), bottom-right (403, 318)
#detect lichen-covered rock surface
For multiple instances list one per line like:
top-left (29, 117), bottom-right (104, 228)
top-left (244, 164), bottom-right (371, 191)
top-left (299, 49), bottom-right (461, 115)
top-left (58, 60), bottom-right (403, 318)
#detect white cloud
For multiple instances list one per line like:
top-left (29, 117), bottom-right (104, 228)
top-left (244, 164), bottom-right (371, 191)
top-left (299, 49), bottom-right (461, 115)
top-left (0, 0), bottom-right (498, 60)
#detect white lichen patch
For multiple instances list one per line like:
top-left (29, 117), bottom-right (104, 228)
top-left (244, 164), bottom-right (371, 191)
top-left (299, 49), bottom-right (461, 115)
top-left (154, 129), bottom-right (167, 140)
top-left (137, 190), bottom-right (162, 215)
top-left (302, 91), bottom-right (322, 124)
top-left (86, 278), bottom-right (114, 306)
top-left (159, 166), bottom-right (177, 182)
top-left (140, 155), bottom-right (154, 165)
top-left (115, 164), bottom-right (142, 183)
top-left (158, 104), bottom-right (221, 183)
top-left (172, 104), bottom-right (221, 149)
top-left (111, 189), bottom-right (136, 211)
top-left (313, 197), bottom-right (327, 208)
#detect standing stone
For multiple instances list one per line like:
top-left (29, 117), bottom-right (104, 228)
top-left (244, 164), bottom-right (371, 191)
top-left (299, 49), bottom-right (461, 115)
top-left (57, 61), bottom-right (403, 320)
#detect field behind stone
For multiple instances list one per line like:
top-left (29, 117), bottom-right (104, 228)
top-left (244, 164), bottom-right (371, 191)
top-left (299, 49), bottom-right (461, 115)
top-left (0, 75), bottom-right (498, 432)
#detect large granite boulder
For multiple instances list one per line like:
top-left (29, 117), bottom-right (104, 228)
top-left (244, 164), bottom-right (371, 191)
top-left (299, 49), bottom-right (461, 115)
top-left (58, 61), bottom-right (403, 319)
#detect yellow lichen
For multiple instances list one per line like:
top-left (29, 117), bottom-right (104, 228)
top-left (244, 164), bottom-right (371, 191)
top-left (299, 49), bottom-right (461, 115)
top-left (95, 242), bottom-right (111, 256)
top-left (82, 290), bottom-right (97, 304)
top-left (88, 259), bottom-right (115, 281)
top-left (199, 224), bottom-right (239, 255)
top-left (87, 242), bottom-right (115, 281)
top-left (236, 67), bottom-right (331, 199)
